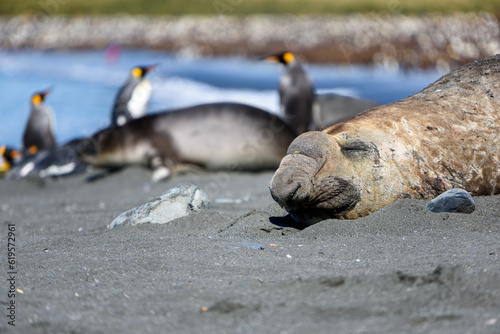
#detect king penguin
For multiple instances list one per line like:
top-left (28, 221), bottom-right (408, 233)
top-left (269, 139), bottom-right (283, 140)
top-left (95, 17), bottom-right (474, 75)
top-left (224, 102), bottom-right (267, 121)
top-left (22, 89), bottom-right (57, 153)
top-left (263, 52), bottom-right (315, 134)
top-left (112, 65), bottom-right (156, 127)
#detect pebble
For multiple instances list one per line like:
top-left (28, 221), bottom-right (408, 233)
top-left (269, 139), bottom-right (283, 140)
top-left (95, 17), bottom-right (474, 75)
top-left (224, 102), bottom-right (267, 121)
top-left (108, 184), bottom-right (210, 229)
top-left (426, 188), bottom-right (475, 214)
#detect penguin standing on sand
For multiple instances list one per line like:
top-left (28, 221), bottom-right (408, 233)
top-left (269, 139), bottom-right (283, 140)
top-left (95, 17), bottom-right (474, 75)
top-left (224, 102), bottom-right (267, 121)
top-left (263, 52), bottom-right (315, 134)
top-left (22, 89), bottom-right (56, 153)
top-left (112, 65), bottom-right (156, 127)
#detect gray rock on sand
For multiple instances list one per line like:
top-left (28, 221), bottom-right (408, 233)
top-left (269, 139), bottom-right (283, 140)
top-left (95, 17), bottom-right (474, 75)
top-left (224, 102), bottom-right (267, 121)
top-left (426, 188), bottom-right (475, 214)
top-left (108, 184), bottom-right (210, 229)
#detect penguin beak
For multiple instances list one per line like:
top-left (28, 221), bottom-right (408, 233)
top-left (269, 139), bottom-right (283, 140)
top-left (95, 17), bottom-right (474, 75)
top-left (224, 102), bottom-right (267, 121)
top-left (145, 64), bottom-right (157, 73)
top-left (261, 55), bottom-right (280, 63)
top-left (41, 88), bottom-right (51, 99)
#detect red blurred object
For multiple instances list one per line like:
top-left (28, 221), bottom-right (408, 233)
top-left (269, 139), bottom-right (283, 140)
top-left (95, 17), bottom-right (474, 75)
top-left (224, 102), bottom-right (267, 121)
top-left (105, 43), bottom-right (121, 63)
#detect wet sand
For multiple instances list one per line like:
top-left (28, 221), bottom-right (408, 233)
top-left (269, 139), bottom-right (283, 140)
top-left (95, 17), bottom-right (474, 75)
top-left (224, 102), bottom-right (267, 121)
top-left (1, 167), bottom-right (499, 333)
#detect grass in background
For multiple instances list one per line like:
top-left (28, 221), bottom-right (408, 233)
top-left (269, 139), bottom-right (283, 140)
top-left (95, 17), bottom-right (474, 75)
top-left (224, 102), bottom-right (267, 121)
top-left (1, 0), bottom-right (500, 16)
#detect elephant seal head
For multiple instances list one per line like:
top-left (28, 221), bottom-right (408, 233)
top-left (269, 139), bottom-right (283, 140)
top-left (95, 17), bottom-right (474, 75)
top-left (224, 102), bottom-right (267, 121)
top-left (270, 131), bottom-right (366, 224)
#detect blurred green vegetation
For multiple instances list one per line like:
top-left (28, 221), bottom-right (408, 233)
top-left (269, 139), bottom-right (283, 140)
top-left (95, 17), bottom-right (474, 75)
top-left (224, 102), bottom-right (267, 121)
top-left (1, 0), bottom-right (500, 16)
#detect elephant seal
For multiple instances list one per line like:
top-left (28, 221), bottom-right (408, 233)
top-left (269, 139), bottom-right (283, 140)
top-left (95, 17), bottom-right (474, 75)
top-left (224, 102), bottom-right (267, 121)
top-left (80, 102), bottom-right (297, 181)
top-left (270, 55), bottom-right (500, 224)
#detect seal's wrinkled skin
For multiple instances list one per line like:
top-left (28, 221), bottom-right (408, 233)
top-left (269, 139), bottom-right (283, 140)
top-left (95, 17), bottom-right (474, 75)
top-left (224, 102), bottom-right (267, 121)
top-left (270, 55), bottom-right (500, 224)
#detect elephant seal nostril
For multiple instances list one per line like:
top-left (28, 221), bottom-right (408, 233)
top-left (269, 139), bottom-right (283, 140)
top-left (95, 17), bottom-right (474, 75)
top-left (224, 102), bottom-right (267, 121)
top-left (269, 151), bottom-right (321, 208)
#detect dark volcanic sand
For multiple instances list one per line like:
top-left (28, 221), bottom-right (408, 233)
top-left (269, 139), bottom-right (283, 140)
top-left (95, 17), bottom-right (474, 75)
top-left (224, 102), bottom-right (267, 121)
top-left (0, 168), bottom-right (499, 333)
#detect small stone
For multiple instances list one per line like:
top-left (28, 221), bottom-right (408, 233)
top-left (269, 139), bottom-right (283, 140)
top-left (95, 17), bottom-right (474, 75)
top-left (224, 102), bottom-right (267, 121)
top-left (108, 184), bottom-right (210, 228)
top-left (485, 318), bottom-right (497, 326)
top-left (426, 188), bottom-right (475, 214)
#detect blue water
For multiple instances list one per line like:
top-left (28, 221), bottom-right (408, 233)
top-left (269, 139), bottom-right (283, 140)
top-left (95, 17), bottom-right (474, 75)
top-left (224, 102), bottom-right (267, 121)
top-left (0, 49), bottom-right (443, 148)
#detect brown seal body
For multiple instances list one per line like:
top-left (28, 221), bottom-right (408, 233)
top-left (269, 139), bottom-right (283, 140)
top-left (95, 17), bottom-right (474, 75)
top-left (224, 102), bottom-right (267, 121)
top-left (270, 55), bottom-right (500, 224)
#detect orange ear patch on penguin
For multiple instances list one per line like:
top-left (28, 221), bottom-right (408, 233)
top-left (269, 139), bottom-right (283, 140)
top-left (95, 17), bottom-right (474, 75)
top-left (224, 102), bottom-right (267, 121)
top-left (31, 94), bottom-right (43, 105)
top-left (29, 145), bottom-right (38, 155)
top-left (131, 67), bottom-right (144, 78)
top-left (282, 52), bottom-right (295, 64)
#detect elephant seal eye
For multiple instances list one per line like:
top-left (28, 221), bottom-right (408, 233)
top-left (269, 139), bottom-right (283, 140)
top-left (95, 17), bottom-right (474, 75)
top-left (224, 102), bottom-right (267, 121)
top-left (340, 140), bottom-right (379, 160)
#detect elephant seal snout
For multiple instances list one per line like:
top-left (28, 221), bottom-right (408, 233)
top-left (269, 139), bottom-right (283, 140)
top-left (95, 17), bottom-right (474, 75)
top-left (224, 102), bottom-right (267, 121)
top-left (270, 131), bottom-right (362, 224)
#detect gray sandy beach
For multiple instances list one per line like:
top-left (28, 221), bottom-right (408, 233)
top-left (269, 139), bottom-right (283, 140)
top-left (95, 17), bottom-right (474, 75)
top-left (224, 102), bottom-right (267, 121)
top-left (1, 167), bottom-right (499, 333)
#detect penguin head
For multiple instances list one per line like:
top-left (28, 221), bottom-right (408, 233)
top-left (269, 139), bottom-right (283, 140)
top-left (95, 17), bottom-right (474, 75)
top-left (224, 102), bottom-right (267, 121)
top-left (0, 145), bottom-right (21, 173)
top-left (31, 88), bottom-right (51, 106)
top-left (131, 64), bottom-right (157, 79)
top-left (262, 52), bottom-right (296, 66)
top-left (0, 145), bottom-right (8, 172)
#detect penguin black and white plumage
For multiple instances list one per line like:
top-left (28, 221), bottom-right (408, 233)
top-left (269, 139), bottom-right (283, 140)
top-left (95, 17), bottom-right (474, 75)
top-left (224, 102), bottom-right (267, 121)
top-left (263, 52), bottom-right (315, 134)
top-left (112, 65), bottom-right (156, 127)
top-left (22, 89), bottom-right (56, 152)
top-left (5, 138), bottom-right (91, 179)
